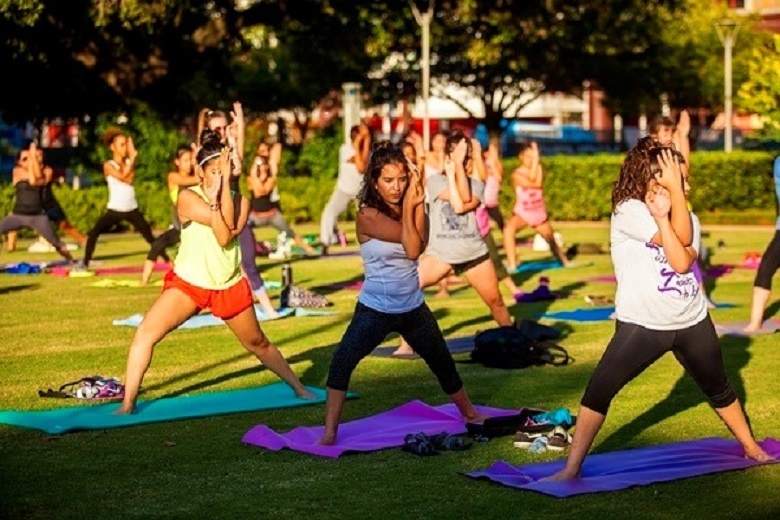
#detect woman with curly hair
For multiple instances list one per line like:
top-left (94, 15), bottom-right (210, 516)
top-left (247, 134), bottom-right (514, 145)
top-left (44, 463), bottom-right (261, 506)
top-left (318, 141), bottom-right (487, 445)
top-left (545, 137), bottom-right (772, 480)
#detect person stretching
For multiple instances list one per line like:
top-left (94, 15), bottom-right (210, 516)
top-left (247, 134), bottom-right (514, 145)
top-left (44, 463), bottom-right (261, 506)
top-left (318, 142), bottom-right (487, 444)
top-left (116, 130), bottom-right (314, 414)
top-left (544, 139), bottom-right (772, 480)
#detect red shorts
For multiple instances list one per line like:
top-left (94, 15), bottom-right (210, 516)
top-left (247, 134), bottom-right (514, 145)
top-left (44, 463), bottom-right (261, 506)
top-left (163, 270), bottom-right (253, 319)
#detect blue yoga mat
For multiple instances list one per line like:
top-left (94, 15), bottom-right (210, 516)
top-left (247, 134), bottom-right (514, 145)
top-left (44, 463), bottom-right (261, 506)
top-left (538, 307), bottom-right (616, 322)
top-left (113, 305), bottom-right (338, 329)
top-left (514, 260), bottom-right (593, 274)
top-left (0, 383), bottom-right (353, 435)
top-left (465, 436), bottom-right (780, 498)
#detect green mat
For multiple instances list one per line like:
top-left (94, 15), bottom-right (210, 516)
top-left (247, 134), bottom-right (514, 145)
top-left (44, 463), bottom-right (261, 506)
top-left (0, 383), bottom-right (355, 435)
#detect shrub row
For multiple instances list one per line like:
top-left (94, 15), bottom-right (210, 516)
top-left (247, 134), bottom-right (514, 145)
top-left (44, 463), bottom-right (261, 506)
top-left (1, 151), bottom-right (776, 234)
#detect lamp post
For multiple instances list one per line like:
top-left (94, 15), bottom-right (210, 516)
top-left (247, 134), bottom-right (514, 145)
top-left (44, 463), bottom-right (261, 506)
top-left (410, 1), bottom-right (434, 151)
top-left (714, 19), bottom-right (739, 153)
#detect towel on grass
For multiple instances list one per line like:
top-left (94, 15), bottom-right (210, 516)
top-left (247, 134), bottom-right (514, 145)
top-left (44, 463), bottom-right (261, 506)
top-left (0, 383), bottom-right (341, 435)
top-left (465, 437), bottom-right (780, 498)
top-left (242, 400), bottom-right (521, 458)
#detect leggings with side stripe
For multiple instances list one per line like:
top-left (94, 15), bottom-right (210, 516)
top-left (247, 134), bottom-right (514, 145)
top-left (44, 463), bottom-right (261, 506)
top-left (326, 302), bottom-right (463, 395)
top-left (581, 315), bottom-right (737, 415)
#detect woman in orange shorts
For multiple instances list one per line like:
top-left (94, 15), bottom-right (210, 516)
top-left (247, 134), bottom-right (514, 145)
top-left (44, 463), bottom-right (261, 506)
top-left (502, 142), bottom-right (570, 271)
top-left (116, 130), bottom-right (314, 414)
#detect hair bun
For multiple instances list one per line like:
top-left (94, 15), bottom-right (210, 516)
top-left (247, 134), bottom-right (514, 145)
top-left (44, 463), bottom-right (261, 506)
top-left (372, 140), bottom-right (394, 153)
top-left (199, 129), bottom-right (222, 147)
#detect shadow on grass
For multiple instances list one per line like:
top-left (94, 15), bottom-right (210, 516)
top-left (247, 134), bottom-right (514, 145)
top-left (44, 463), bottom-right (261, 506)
top-left (598, 334), bottom-right (753, 452)
top-left (0, 283), bottom-right (39, 295)
top-left (765, 298), bottom-right (780, 321)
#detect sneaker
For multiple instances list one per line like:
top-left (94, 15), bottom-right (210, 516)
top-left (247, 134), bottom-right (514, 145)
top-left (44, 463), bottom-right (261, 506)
top-left (513, 430), bottom-right (543, 449)
top-left (545, 426), bottom-right (572, 451)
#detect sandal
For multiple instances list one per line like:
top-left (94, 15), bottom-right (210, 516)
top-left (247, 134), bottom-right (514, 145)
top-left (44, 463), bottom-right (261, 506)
top-left (428, 432), bottom-right (473, 452)
top-left (402, 433), bottom-right (438, 456)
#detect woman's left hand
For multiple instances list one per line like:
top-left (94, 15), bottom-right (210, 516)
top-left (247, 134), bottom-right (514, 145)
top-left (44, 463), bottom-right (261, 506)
top-left (405, 162), bottom-right (425, 208)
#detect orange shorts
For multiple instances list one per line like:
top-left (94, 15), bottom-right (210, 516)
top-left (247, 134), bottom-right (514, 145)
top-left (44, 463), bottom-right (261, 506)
top-left (163, 270), bottom-right (253, 319)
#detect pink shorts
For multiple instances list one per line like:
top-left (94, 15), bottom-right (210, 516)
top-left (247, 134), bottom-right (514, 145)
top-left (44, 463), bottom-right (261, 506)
top-left (513, 188), bottom-right (548, 227)
top-left (163, 270), bottom-right (253, 319)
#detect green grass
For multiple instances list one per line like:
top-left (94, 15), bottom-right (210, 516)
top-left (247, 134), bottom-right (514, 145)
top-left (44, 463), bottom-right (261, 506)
top-left (1, 222), bottom-right (779, 520)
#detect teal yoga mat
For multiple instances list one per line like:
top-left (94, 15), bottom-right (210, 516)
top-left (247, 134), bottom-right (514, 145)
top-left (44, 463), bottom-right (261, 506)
top-left (0, 383), bottom-right (352, 435)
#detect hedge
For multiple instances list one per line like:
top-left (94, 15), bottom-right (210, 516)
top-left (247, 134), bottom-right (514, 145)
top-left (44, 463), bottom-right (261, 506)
top-left (1, 150), bottom-right (776, 235)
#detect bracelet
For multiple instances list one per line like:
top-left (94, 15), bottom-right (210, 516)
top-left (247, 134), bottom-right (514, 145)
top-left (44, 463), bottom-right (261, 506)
top-left (209, 203), bottom-right (221, 211)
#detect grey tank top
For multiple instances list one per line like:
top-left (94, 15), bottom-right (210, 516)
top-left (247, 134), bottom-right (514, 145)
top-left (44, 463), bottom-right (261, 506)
top-left (358, 238), bottom-right (424, 314)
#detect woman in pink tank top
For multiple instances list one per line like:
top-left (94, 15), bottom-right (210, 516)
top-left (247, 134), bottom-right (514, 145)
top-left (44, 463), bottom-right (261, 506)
top-left (502, 142), bottom-right (570, 271)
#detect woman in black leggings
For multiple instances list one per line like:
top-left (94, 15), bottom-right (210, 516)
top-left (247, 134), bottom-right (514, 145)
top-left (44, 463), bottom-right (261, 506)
top-left (546, 138), bottom-right (771, 481)
top-left (745, 155), bottom-right (780, 333)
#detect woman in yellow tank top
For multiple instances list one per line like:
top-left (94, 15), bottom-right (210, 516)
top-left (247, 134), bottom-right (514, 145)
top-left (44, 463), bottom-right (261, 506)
top-left (116, 130), bottom-right (315, 414)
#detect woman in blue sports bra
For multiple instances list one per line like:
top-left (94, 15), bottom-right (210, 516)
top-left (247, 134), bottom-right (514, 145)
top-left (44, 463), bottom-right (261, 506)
top-left (318, 141), bottom-right (487, 445)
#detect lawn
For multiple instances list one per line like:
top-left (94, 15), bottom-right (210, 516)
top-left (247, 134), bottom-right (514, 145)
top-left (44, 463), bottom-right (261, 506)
top-left (1, 222), bottom-right (778, 520)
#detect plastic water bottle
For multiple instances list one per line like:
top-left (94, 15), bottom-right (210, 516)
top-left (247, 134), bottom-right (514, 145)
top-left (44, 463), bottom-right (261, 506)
top-left (282, 262), bottom-right (293, 288)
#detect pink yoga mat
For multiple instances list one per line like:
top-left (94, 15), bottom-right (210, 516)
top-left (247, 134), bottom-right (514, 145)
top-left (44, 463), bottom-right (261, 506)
top-left (49, 263), bottom-right (170, 276)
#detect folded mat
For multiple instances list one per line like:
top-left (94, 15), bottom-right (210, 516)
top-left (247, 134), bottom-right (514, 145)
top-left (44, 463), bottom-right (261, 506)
top-left (540, 302), bottom-right (736, 323)
top-left (465, 436), bottom-right (780, 498)
top-left (243, 399), bottom-right (521, 458)
top-left (113, 305), bottom-right (338, 329)
top-left (370, 336), bottom-right (475, 359)
top-left (714, 319), bottom-right (780, 337)
top-left (0, 382), bottom-right (342, 435)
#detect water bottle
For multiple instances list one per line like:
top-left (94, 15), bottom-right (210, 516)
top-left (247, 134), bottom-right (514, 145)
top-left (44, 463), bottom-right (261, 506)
top-left (282, 262), bottom-right (293, 288)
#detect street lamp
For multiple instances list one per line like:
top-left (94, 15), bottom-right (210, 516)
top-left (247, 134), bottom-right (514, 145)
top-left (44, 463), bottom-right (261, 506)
top-left (410, 1), bottom-right (434, 151)
top-left (714, 18), bottom-right (740, 153)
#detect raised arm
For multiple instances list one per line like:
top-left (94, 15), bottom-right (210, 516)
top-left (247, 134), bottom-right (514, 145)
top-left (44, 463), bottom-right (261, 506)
top-left (104, 138), bottom-right (137, 184)
top-left (471, 138), bottom-right (487, 182)
top-left (25, 143), bottom-right (45, 185)
top-left (651, 148), bottom-right (692, 246)
top-left (646, 183), bottom-right (696, 273)
top-left (231, 101), bottom-right (246, 163)
top-left (401, 159), bottom-right (428, 259)
top-left (673, 110), bottom-right (691, 165)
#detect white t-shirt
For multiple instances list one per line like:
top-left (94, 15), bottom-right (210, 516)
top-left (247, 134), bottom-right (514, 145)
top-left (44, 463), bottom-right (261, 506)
top-left (105, 160), bottom-right (138, 212)
top-left (611, 199), bottom-right (707, 330)
top-left (335, 143), bottom-right (364, 197)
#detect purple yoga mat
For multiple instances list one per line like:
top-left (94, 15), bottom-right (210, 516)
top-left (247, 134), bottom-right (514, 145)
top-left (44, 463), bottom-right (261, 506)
top-left (242, 400), bottom-right (520, 458)
top-left (587, 275), bottom-right (617, 283)
top-left (466, 437), bottom-right (780, 498)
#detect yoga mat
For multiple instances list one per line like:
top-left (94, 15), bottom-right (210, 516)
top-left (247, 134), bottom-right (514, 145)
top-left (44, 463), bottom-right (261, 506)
top-left (715, 319), bottom-right (780, 337)
top-left (587, 275), bottom-right (617, 283)
top-left (242, 400), bottom-right (521, 458)
top-left (465, 437), bottom-right (780, 498)
top-left (50, 263), bottom-right (170, 277)
top-left (538, 307), bottom-right (616, 323)
top-left (370, 336), bottom-right (475, 359)
top-left (320, 280), bottom-right (364, 291)
top-left (0, 382), bottom-right (341, 435)
top-left (514, 260), bottom-right (593, 274)
top-left (91, 278), bottom-right (163, 288)
top-left (113, 305), bottom-right (337, 329)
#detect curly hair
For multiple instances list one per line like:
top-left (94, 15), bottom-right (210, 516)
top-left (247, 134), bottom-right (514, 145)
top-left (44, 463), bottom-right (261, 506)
top-left (102, 126), bottom-right (124, 148)
top-left (611, 136), bottom-right (666, 212)
top-left (357, 141), bottom-right (408, 219)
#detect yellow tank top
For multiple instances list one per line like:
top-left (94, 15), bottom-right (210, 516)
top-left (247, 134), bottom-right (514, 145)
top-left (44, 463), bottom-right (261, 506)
top-left (173, 185), bottom-right (242, 289)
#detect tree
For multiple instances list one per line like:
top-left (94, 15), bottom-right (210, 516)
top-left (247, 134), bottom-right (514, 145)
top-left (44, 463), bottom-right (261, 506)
top-left (738, 34), bottom-right (780, 139)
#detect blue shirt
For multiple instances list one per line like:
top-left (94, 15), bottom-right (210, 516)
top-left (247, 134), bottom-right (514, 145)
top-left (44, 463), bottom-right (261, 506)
top-left (358, 238), bottom-right (424, 314)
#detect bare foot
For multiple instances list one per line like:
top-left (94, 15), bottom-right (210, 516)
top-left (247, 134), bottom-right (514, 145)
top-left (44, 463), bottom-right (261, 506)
top-left (540, 468), bottom-right (580, 482)
top-left (464, 412), bottom-right (490, 425)
top-left (317, 433), bottom-right (336, 445)
top-left (743, 323), bottom-right (763, 334)
top-left (295, 388), bottom-right (318, 400)
top-left (745, 446), bottom-right (774, 462)
top-left (114, 404), bottom-right (136, 415)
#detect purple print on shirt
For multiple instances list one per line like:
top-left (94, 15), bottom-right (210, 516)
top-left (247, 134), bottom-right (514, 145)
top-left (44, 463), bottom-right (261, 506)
top-left (645, 242), bottom-right (699, 300)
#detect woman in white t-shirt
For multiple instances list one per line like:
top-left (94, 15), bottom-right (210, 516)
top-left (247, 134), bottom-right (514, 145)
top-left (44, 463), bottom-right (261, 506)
top-left (545, 138), bottom-right (772, 481)
top-left (78, 127), bottom-right (161, 270)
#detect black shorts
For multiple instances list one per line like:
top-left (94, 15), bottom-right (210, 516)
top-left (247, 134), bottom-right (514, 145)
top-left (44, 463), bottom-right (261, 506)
top-left (451, 253), bottom-right (490, 276)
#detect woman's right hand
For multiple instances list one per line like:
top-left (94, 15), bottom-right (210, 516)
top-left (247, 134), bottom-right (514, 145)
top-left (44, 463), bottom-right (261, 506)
top-left (405, 162), bottom-right (425, 208)
top-left (645, 181), bottom-right (671, 219)
top-left (451, 138), bottom-right (468, 166)
top-left (654, 148), bottom-right (682, 192)
top-left (205, 173), bottom-right (221, 203)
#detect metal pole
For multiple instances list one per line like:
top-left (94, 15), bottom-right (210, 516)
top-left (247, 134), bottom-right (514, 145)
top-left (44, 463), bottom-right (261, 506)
top-left (422, 14), bottom-right (430, 151)
top-left (724, 36), bottom-right (733, 153)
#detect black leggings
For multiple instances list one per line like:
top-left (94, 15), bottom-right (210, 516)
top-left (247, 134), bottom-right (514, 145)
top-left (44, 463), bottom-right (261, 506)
top-left (581, 315), bottom-right (737, 415)
top-left (147, 228), bottom-right (180, 261)
top-left (84, 209), bottom-right (165, 266)
top-left (754, 230), bottom-right (780, 290)
top-left (487, 206), bottom-right (505, 230)
top-left (326, 302), bottom-right (464, 395)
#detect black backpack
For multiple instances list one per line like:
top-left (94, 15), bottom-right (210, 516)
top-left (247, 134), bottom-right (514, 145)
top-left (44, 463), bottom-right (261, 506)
top-left (470, 326), bottom-right (572, 369)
